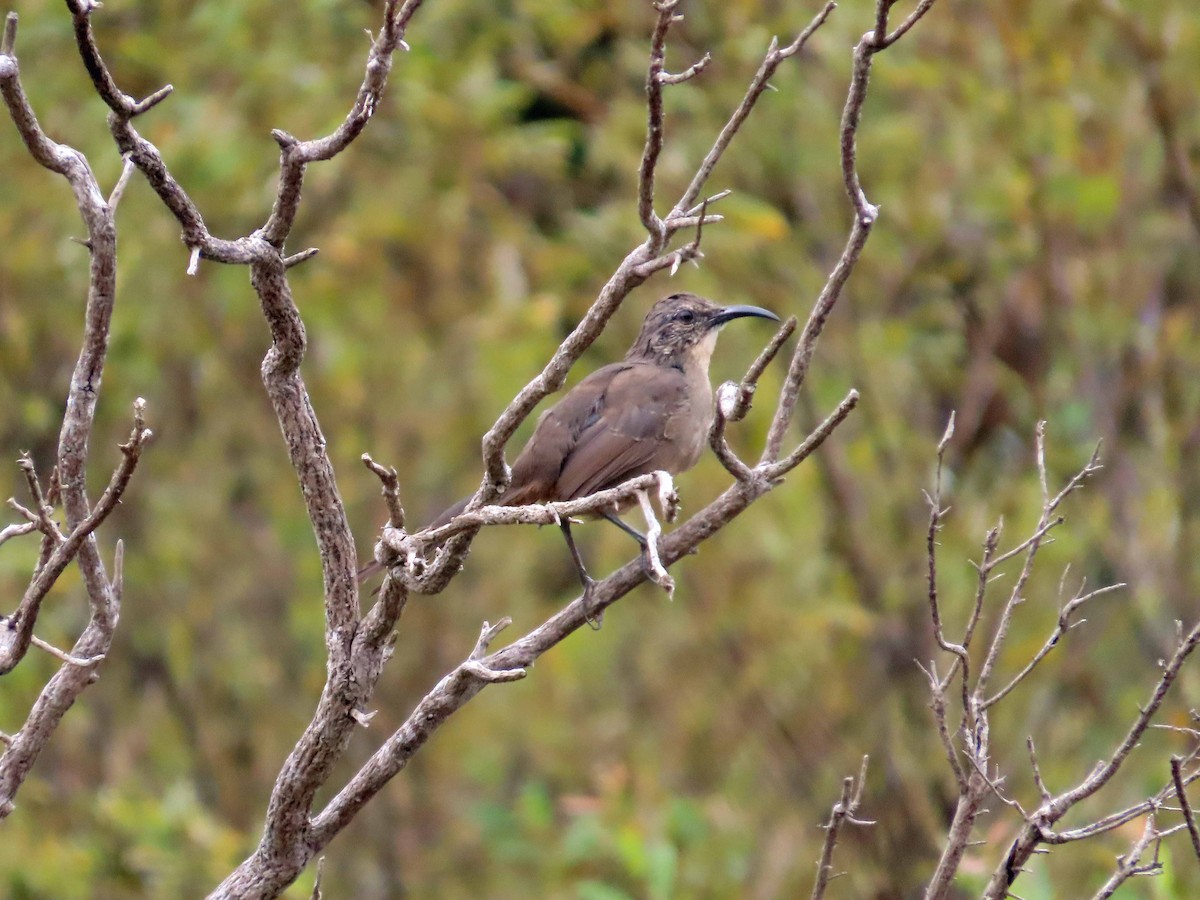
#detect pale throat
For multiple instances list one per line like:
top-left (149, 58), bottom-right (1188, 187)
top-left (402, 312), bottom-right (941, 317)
top-left (691, 328), bottom-right (720, 371)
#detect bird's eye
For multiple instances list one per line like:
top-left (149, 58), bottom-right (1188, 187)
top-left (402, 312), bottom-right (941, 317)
top-left (676, 310), bottom-right (696, 323)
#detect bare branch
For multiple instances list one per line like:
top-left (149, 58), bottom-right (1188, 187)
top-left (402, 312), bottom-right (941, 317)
top-left (631, 200), bottom-right (710, 280)
top-left (1044, 752), bottom-right (1200, 846)
top-left (308, 857), bottom-right (325, 900)
top-left (673, 1), bottom-right (837, 218)
top-left (682, 188), bottom-right (731, 217)
top-left (984, 618), bottom-right (1200, 896)
top-left (404, 472), bottom-right (671, 554)
top-left (919, 658), bottom-right (966, 789)
top-left (880, 0), bottom-right (939, 49)
top-left (107, 154), bottom-right (135, 208)
top-left (760, 0), bottom-right (943, 462)
top-left (0, 520), bottom-right (37, 548)
top-left (469, 618), bottom-right (512, 661)
top-left (14, 454), bottom-right (63, 569)
top-left (957, 523), bottom-right (1001, 677)
top-left (975, 435), bottom-right (1103, 700)
top-left (926, 422), bottom-right (1114, 899)
top-left (811, 756), bottom-right (873, 900)
top-left (65, 0), bottom-right (172, 116)
top-left (923, 413), bottom-right (971, 679)
top-left (9, 0), bottom-right (428, 877)
top-left (1029, 737), bottom-right (1052, 805)
top-left (839, 29), bottom-right (882, 226)
top-left (763, 389), bottom-right (860, 479)
top-left (1171, 756), bottom-right (1200, 863)
top-left (637, 0), bottom-right (681, 244)
top-left (761, 220), bottom-right (868, 461)
top-left (1, 11), bottom-right (15, 57)
top-left (982, 582), bottom-right (1124, 710)
top-left (259, 0), bottom-right (424, 246)
top-left (361, 454), bottom-right (405, 530)
top-left (709, 388), bottom-right (756, 481)
top-left (309, 618), bottom-right (525, 846)
top-left (658, 52), bottom-right (711, 85)
top-left (0, 20), bottom-right (151, 767)
top-left (0, 400), bottom-right (151, 675)
top-left (1090, 815), bottom-right (1161, 899)
top-left (742, 317), bottom-right (798, 401)
top-left (283, 248), bottom-right (320, 269)
top-left (983, 515), bottom-right (1063, 573)
top-left (710, 315), bottom-right (799, 476)
top-left (0, 534), bottom-right (131, 822)
top-left (29, 634), bottom-right (105, 668)
top-left (963, 750), bottom-right (1026, 818)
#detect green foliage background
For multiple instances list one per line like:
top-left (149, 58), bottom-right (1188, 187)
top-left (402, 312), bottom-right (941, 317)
top-left (1, 0), bottom-right (1198, 896)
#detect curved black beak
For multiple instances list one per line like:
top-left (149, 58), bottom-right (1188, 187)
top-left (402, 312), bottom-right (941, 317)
top-left (710, 304), bottom-right (781, 328)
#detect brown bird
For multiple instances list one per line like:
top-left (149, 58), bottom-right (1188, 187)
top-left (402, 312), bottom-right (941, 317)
top-left (363, 292), bottom-right (779, 617)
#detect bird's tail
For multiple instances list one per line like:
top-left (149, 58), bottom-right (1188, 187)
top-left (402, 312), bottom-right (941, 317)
top-left (428, 494), bottom-right (473, 530)
top-left (357, 492), bottom-right (494, 585)
top-left (356, 558), bottom-right (385, 585)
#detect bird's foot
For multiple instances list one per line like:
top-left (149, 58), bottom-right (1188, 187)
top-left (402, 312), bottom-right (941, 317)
top-left (581, 577), bottom-right (604, 631)
top-left (638, 547), bottom-right (676, 598)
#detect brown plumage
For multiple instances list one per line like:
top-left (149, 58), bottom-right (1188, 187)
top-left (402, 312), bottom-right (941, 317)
top-left (362, 293), bottom-right (779, 614)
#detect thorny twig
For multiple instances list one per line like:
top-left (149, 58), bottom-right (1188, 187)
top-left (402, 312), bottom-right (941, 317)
top-left (1172, 755), bottom-right (1200, 862)
top-left (1091, 815), bottom-right (1162, 899)
top-left (811, 756), bottom-right (873, 900)
top-left (921, 419), bottom-right (1144, 900)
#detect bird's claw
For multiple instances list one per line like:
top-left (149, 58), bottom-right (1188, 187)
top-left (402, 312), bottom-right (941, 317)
top-left (638, 548), bottom-right (675, 597)
top-left (581, 577), bottom-right (604, 631)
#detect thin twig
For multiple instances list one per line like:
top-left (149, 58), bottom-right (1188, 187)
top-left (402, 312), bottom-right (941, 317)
top-left (362, 454), bottom-right (405, 530)
top-left (1090, 815), bottom-right (1161, 899)
top-left (637, 0), bottom-right (679, 244)
top-left (29, 634), bottom-right (105, 667)
top-left (984, 618), bottom-right (1200, 895)
top-left (975, 438), bottom-right (1104, 701)
top-left (1171, 756), bottom-right (1200, 862)
top-left (1047, 757), bottom-right (1200, 844)
top-left (762, 389), bottom-right (860, 479)
top-left (924, 413), bottom-right (971, 676)
top-left (811, 756), bottom-right (872, 900)
top-left (982, 582), bottom-right (1124, 710)
top-left (0, 520), bottom-right (37, 547)
top-left (1028, 737), bottom-right (1052, 804)
top-left (309, 856), bottom-right (325, 900)
top-left (673, 1), bottom-right (836, 218)
top-left (708, 310), bottom-right (798, 480)
top-left (918, 658), bottom-right (966, 790)
top-left (107, 154), bottom-right (135, 208)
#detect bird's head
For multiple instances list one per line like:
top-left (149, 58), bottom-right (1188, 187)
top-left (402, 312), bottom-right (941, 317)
top-left (626, 293), bottom-right (780, 368)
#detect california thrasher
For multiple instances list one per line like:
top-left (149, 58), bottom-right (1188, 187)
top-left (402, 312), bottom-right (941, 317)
top-left (362, 292), bottom-right (779, 616)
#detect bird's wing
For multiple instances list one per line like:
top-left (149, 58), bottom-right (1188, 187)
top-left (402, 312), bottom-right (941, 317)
top-left (503, 362), bottom-right (633, 505)
top-left (554, 362), bottom-right (689, 500)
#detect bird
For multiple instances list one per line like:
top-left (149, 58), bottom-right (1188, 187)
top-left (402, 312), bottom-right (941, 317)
top-left (361, 292), bottom-right (780, 620)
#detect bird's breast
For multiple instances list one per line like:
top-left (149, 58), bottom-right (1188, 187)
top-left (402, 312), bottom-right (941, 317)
top-left (661, 373), bottom-right (712, 473)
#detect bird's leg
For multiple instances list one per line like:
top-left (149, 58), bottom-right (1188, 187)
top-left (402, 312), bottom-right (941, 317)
top-left (560, 520), bottom-right (603, 630)
top-left (600, 511), bottom-right (647, 549)
top-left (603, 510), bottom-right (666, 582)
